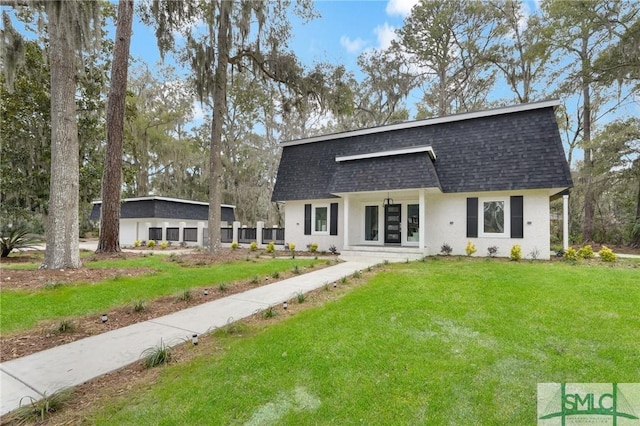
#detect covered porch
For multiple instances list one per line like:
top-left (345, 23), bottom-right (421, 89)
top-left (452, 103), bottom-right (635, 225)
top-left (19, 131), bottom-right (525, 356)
top-left (337, 188), bottom-right (437, 260)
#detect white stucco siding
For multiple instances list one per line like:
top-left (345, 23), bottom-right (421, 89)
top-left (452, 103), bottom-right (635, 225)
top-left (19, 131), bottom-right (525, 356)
top-left (283, 200), bottom-right (344, 252)
top-left (425, 189), bottom-right (551, 259)
top-left (119, 221), bottom-right (138, 246)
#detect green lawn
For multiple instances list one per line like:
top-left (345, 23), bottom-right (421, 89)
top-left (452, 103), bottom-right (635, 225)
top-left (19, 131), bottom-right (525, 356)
top-left (0, 256), bottom-right (322, 334)
top-left (86, 258), bottom-right (639, 425)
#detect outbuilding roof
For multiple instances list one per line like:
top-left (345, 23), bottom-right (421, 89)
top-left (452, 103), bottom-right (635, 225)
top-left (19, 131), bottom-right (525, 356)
top-left (272, 100), bottom-right (573, 201)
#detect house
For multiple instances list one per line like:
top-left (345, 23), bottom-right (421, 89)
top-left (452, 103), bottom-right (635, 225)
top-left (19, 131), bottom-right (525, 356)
top-left (90, 196), bottom-right (235, 247)
top-left (271, 100), bottom-right (573, 260)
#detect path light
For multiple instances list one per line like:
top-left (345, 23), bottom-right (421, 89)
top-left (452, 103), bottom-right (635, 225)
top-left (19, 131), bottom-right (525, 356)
top-left (192, 334), bottom-right (198, 345)
top-left (204, 289), bottom-right (209, 296)
top-left (101, 313), bottom-right (108, 323)
top-left (333, 282), bottom-right (337, 288)
top-left (283, 301), bottom-right (288, 310)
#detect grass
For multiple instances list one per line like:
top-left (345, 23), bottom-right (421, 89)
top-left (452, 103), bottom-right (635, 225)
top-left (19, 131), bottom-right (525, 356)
top-left (0, 256), bottom-right (321, 334)
top-left (85, 258), bottom-right (639, 424)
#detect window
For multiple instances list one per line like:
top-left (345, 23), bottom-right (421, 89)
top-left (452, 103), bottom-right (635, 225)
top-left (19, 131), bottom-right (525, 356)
top-left (365, 206), bottom-right (378, 241)
top-left (149, 227), bottom-right (162, 241)
top-left (183, 228), bottom-right (198, 242)
top-left (483, 201), bottom-right (505, 233)
top-left (407, 204), bottom-right (419, 242)
top-left (166, 227), bottom-right (179, 241)
top-left (314, 206), bottom-right (328, 232)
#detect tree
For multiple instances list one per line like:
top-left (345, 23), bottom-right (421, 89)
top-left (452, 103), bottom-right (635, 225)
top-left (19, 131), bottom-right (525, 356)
top-left (2, 2), bottom-right (103, 269)
top-left (145, 0), bottom-right (318, 253)
top-left (96, 0), bottom-right (133, 253)
top-left (541, 0), bottom-right (639, 242)
top-left (485, 0), bottom-right (552, 103)
top-left (398, 0), bottom-right (500, 117)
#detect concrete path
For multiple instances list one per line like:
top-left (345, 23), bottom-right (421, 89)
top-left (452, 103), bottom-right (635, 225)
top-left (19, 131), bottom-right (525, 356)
top-left (0, 258), bottom-right (379, 417)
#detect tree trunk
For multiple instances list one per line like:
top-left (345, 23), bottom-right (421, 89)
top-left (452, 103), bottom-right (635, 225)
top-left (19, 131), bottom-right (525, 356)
top-left (208, 0), bottom-right (231, 254)
top-left (42, 2), bottom-right (81, 269)
top-left (581, 36), bottom-right (594, 242)
top-left (97, 0), bottom-right (134, 253)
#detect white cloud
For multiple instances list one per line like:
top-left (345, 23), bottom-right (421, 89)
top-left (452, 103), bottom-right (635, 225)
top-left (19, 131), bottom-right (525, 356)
top-left (374, 22), bottom-right (397, 50)
top-left (340, 35), bottom-right (367, 54)
top-left (385, 0), bottom-right (419, 17)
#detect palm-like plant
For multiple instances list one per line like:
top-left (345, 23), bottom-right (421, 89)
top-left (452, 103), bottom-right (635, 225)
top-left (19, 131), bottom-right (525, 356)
top-left (0, 228), bottom-right (43, 257)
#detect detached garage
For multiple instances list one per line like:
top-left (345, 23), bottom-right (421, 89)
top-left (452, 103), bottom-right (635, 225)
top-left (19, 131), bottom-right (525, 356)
top-left (90, 196), bottom-right (235, 247)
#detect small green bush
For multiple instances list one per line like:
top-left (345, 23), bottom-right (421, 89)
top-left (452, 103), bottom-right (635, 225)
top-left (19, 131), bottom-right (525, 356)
top-left (12, 389), bottom-right (71, 423)
top-left (265, 241), bottom-right (275, 253)
top-left (176, 289), bottom-right (192, 302)
top-left (55, 319), bottom-right (75, 334)
top-left (133, 300), bottom-right (146, 313)
top-left (487, 246), bottom-right (498, 257)
top-left (328, 245), bottom-right (338, 255)
top-left (598, 245), bottom-right (617, 262)
top-left (308, 242), bottom-right (318, 253)
top-left (271, 271), bottom-right (280, 279)
top-left (292, 265), bottom-right (301, 275)
top-left (218, 282), bottom-right (228, 292)
top-left (231, 241), bottom-right (239, 250)
top-left (262, 305), bottom-right (277, 319)
top-left (576, 244), bottom-right (594, 259)
top-left (510, 244), bottom-right (522, 261)
top-left (296, 291), bottom-right (306, 304)
top-left (147, 240), bottom-right (156, 248)
top-left (133, 239), bottom-right (141, 248)
top-left (564, 247), bottom-right (578, 261)
top-left (159, 241), bottom-right (169, 249)
top-left (0, 228), bottom-right (42, 257)
top-left (440, 243), bottom-right (453, 256)
top-left (250, 241), bottom-right (258, 251)
top-left (141, 340), bottom-right (172, 368)
top-left (465, 241), bottom-right (477, 256)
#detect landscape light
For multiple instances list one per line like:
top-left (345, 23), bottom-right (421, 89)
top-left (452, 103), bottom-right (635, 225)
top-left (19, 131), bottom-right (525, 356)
top-left (192, 334), bottom-right (198, 345)
top-left (101, 313), bottom-right (108, 323)
top-left (333, 282), bottom-right (337, 288)
top-left (204, 289), bottom-right (209, 296)
top-left (283, 301), bottom-right (288, 310)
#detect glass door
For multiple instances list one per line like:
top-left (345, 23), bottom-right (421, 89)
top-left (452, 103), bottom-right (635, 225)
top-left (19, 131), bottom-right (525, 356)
top-left (384, 204), bottom-right (401, 244)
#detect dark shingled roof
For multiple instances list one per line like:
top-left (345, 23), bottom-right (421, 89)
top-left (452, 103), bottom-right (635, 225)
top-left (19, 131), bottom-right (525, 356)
top-left (90, 197), bottom-right (235, 222)
top-left (272, 102), bottom-right (573, 201)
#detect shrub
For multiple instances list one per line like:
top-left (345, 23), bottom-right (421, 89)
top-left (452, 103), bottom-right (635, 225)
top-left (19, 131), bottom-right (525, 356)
top-left (250, 275), bottom-right (260, 285)
top-left (576, 244), bottom-right (594, 259)
top-left (250, 241), bottom-right (258, 251)
top-left (176, 289), bottom-right (192, 302)
top-left (133, 239), bottom-right (141, 248)
top-left (141, 340), bottom-right (172, 368)
top-left (133, 300), bottom-right (146, 313)
top-left (147, 240), bottom-right (156, 248)
top-left (465, 241), bottom-right (477, 256)
top-left (598, 245), bottom-right (617, 262)
top-left (328, 245), bottom-right (338, 255)
top-left (0, 228), bottom-right (42, 257)
top-left (352, 270), bottom-right (362, 279)
top-left (510, 244), bottom-right (522, 261)
top-left (12, 389), bottom-right (71, 423)
top-left (292, 265), bottom-right (301, 275)
top-left (528, 248), bottom-right (540, 260)
top-left (564, 247), bottom-right (578, 261)
top-left (271, 271), bottom-right (280, 279)
top-left (288, 242), bottom-right (296, 251)
top-left (307, 242), bottom-right (318, 253)
top-left (55, 319), bottom-right (75, 334)
top-left (231, 241), bottom-right (239, 250)
top-left (487, 246), bottom-right (498, 257)
top-left (440, 243), bottom-right (453, 256)
top-left (218, 282), bottom-right (229, 292)
top-left (265, 241), bottom-right (275, 253)
top-left (296, 290), bottom-right (306, 303)
top-left (159, 241), bottom-right (169, 249)
top-left (262, 305), bottom-right (277, 319)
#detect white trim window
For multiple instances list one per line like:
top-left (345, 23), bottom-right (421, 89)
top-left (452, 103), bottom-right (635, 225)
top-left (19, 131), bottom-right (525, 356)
top-left (313, 204), bottom-right (329, 234)
top-left (479, 197), bottom-right (510, 237)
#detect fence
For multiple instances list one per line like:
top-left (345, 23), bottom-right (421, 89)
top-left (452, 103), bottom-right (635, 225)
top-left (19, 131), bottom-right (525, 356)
top-left (262, 227), bottom-right (285, 245)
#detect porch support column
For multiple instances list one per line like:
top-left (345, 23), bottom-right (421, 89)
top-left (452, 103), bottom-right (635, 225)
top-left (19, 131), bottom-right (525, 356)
top-left (419, 190), bottom-right (426, 252)
top-left (562, 194), bottom-right (569, 251)
top-left (343, 196), bottom-right (350, 249)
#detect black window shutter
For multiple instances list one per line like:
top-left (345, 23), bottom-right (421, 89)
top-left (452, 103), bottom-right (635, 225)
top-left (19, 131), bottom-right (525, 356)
top-left (511, 196), bottom-right (524, 238)
top-left (304, 204), bottom-right (311, 235)
top-left (466, 197), bottom-right (478, 238)
top-left (330, 203), bottom-right (338, 235)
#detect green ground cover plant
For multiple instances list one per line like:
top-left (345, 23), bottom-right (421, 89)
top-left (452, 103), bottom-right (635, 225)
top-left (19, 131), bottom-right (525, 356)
top-left (88, 259), bottom-right (639, 424)
top-left (0, 257), bottom-right (321, 334)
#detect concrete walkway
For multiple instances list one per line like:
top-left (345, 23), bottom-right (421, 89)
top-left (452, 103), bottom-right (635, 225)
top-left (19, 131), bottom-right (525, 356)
top-left (0, 258), bottom-right (379, 417)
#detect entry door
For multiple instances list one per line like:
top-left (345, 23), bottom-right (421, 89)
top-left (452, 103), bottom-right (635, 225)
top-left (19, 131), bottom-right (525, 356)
top-left (384, 204), bottom-right (401, 244)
